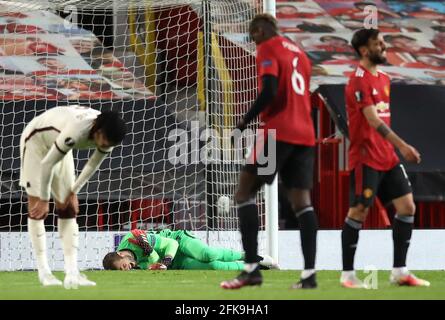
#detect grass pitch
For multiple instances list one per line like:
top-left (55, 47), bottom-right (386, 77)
top-left (0, 270), bottom-right (443, 300)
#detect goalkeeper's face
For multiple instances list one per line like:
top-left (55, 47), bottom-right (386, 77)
top-left (115, 252), bottom-right (136, 271)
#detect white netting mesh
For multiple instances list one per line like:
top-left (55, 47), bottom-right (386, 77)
top-left (0, 0), bottom-right (265, 270)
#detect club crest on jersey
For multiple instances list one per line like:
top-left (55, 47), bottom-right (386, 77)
top-left (262, 60), bottom-right (272, 67)
top-left (355, 91), bottom-right (362, 102)
top-left (376, 101), bottom-right (389, 113)
top-left (363, 188), bottom-right (373, 198)
top-left (64, 137), bottom-right (75, 147)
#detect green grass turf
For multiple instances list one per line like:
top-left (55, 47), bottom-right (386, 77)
top-left (0, 270), bottom-right (443, 300)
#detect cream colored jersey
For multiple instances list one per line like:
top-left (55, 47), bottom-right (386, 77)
top-left (20, 105), bottom-right (113, 201)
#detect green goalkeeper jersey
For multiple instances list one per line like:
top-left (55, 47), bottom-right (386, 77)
top-left (157, 229), bottom-right (196, 244)
top-left (117, 231), bottom-right (179, 270)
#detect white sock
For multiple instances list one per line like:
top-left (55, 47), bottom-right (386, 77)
top-left (392, 267), bottom-right (409, 277)
top-left (58, 218), bottom-right (79, 275)
top-left (28, 218), bottom-right (51, 276)
top-left (301, 269), bottom-right (315, 279)
top-left (244, 263), bottom-right (258, 273)
top-left (341, 270), bottom-right (356, 280)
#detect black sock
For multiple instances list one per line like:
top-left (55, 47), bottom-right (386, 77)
top-left (341, 217), bottom-right (362, 271)
top-left (393, 214), bottom-right (414, 268)
top-left (296, 207), bottom-right (318, 270)
top-left (238, 202), bottom-right (259, 264)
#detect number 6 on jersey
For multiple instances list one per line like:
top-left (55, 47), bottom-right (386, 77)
top-left (292, 57), bottom-right (305, 95)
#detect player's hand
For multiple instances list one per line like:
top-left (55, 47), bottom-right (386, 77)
top-left (63, 192), bottom-right (78, 210)
top-left (399, 144), bottom-right (421, 164)
top-left (236, 119), bottom-right (247, 132)
top-left (231, 119), bottom-right (246, 147)
top-left (29, 199), bottom-right (49, 219)
top-left (148, 263), bottom-right (167, 270)
top-left (128, 232), bottom-right (153, 256)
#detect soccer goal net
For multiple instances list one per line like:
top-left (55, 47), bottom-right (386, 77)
top-left (0, 0), bottom-right (269, 271)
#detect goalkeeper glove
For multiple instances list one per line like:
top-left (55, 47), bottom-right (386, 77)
top-left (128, 230), bottom-right (153, 256)
top-left (149, 263), bottom-right (167, 270)
top-left (161, 255), bottom-right (173, 268)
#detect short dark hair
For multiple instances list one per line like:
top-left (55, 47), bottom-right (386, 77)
top-left (103, 252), bottom-right (121, 270)
top-left (249, 13), bottom-right (278, 34)
top-left (94, 111), bottom-right (127, 145)
top-left (351, 28), bottom-right (380, 57)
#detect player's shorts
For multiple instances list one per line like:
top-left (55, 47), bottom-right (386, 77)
top-left (243, 136), bottom-right (315, 190)
top-left (349, 163), bottom-right (412, 208)
top-left (19, 124), bottom-right (75, 203)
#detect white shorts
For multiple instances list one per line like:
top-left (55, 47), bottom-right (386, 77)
top-left (19, 127), bottom-right (75, 203)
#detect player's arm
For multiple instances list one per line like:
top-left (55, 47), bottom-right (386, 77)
top-left (362, 105), bottom-right (421, 163)
top-left (31, 125), bottom-right (81, 218)
top-left (147, 251), bottom-right (168, 270)
top-left (155, 235), bottom-right (179, 268)
top-left (29, 141), bottom-right (67, 218)
top-left (71, 147), bottom-right (112, 195)
top-left (237, 44), bottom-right (279, 130)
top-left (39, 142), bottom-right (68, 202)
top-left (237, 75), bottom-right (278, 130)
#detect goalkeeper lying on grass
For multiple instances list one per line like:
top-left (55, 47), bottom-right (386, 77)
top-left (102, 229), bottom-right (278, 271)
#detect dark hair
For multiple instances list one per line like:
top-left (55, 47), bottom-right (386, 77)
top-left (103, 252), bottom-right (121, 270)
top-left (249, 13), bottom-right (278, 34)
top-left (94, 111), bottom-right (127, 145)
top-left (351, 28), bottom-right (380, 57)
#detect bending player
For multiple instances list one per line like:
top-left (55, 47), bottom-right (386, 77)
top-left (341, 28), bottom-right (429, 288)
top-left (20, 105), bottom-right (126, 288)
top-left (102, 229), bottom-right (277, 271)
top-left (221, 14), bottom-right (318, 290)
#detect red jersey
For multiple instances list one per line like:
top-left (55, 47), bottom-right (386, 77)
top-left (256, 35), bottom-right (315, 146)
top-left (345, 66), bottom-right (399, 171)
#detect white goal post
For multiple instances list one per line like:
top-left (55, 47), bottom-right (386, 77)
top-left (0, 0), bottom-right (279, 271)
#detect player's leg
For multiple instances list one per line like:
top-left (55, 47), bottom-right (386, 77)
top-left (176, 256), bottom-right (245, 271)
top-left (379, 164), bottom-right (429, 287)
top-left (340, 165), bottom-right (378, 289)
top-left (180, 236), bottom-right (244, 262)
top-left (220, 170), bottom-right (264, 289)
top-left (52, 152), bottom-right (95, 289)
top-left (27, 196), bottom-right (62, 286)
top-left (221, 136), bottom-right (288, 289)
top-left (281, 145), bottom-right (318, 289)
top-left (179, 236), bottom-right (277, 268)
top-left (20, 138), bottom-right (61, 286)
